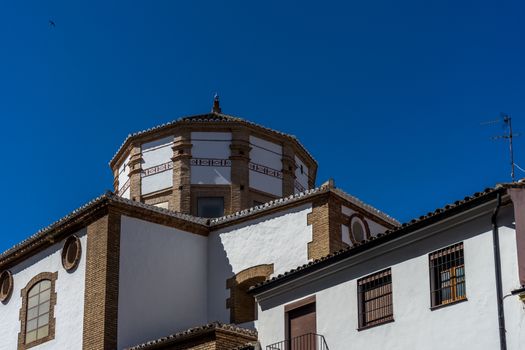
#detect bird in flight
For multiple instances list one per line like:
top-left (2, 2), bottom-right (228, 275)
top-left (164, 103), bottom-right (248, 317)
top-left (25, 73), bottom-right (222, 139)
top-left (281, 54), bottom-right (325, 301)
top-left (49, 20), bottom-right (55, 28)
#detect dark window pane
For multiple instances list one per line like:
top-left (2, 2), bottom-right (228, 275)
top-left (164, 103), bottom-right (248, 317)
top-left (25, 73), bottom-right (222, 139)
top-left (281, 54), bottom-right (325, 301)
top-left (197, 197), bottom-right (224, 218)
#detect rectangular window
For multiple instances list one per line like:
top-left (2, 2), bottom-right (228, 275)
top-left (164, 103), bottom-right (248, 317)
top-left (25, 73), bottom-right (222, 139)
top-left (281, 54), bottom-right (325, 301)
top-left (197, 197), bottom-right (224, 218)
top-left (358, 268), bottom-right (393, 329)
top-left (429, 242), bottom-right (466, 307)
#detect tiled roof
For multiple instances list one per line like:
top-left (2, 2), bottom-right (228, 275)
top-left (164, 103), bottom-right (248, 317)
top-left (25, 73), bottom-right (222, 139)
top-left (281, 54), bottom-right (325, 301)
top-left (0, 182), bottom-right (398, 265)
top-left (249, 185), bottom-right (506, 294)
top-left (109, 111), bottom-right (316, 166)
top-left (125, 322), bottom-right (257, 350)
top-left (0, 192), bottom-right (208, 265)
top-left (209, 184), bottom-right (399, 227)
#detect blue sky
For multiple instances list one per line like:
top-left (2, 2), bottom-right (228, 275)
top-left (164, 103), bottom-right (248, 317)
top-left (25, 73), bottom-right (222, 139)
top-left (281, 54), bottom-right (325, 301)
top-left (0, 1), bottom-right (524, 253)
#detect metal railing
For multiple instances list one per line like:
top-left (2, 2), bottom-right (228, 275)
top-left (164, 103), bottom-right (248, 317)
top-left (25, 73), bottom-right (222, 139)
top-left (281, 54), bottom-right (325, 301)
top-left (266, 333), bottom-right (329, 350)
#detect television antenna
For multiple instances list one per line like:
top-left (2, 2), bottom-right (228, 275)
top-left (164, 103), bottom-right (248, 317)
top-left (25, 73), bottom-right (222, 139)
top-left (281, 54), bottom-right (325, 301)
top-left (483, 113), bottom-right (520, 182)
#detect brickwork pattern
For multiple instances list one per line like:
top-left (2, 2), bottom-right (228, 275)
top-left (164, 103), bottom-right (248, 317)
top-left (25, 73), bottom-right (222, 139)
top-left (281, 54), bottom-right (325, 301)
top-left (307, 190), bottom-right (399, 260)
top-left (82, 211), bottom-right (121, 350)
top-left (128, 144), bottom-right (143, 201)
top-left (226, 264), bottom-right (274, 324)
top-left (171, 131), bottom-right (192, 213)
top-left (110, 117), bottom-right (318, 215)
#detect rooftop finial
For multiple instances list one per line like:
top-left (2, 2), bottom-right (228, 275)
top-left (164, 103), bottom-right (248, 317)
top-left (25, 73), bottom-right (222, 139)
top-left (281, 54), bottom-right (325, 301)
top-left (212, 93), bottom-right (221, 113)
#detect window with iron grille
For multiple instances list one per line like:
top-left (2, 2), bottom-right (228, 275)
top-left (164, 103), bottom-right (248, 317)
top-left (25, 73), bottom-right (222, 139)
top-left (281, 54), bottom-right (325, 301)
top-left (429, 242), bottom-right (466, 307)
top-left (357, 268), bottom-right (393, 329)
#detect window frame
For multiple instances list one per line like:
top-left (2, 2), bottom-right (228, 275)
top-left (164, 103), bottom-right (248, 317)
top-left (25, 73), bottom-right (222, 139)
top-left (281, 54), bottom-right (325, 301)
top-left (429, 242), bottom-right (467, 309)
top-left (357, 268), bottom-right (394, 330)
top-left (18, 272), bottom-right (58, 350)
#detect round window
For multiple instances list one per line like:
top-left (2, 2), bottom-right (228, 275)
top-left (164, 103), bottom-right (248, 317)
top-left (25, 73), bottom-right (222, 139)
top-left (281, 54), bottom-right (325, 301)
top-left (352, 220), bottom-right (366, 243)
top-left (62, 235), bottom-right (82, 272)
top-left (0, 270), bottom-right (13, 303)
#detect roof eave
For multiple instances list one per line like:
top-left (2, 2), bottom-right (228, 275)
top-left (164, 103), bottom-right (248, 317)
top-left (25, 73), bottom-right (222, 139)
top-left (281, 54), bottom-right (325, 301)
top-left (249, 186), bottom-right (505, 295)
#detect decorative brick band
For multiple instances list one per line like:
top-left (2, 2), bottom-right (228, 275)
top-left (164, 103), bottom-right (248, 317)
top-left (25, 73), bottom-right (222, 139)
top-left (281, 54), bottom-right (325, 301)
top-left (190, 158), bottom-right (232, 167)
top-left (248, 162), bottom-right (283, 179)
top-left (227, 264), bottom-right (274, 324)
top-left (141, 161), bottom-right (174, 178)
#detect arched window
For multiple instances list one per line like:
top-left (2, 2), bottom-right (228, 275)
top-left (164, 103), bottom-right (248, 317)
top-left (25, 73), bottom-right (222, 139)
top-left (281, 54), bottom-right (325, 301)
top-left (19, 272), bottom-right (57, 349)
top-left (26, 280), bottom-right (51, 343)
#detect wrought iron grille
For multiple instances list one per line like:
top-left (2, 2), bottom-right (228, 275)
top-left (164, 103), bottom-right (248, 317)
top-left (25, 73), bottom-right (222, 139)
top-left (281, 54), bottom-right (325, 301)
top-left (266, 333), bottom-right (329, 350)
top-left (357, 268), bottom-right (393, 328)
top-left (429, 242), bottom-right (466, 307)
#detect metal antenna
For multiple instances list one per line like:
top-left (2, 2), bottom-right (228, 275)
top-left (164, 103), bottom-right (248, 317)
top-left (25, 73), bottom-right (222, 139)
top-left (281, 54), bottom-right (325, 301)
top-left (486, 113), bottom-right (520, 182)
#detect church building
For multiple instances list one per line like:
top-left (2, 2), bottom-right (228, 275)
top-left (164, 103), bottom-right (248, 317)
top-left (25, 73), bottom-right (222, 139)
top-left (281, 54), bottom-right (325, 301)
top-left (1, 97), bottom-right (524, 350)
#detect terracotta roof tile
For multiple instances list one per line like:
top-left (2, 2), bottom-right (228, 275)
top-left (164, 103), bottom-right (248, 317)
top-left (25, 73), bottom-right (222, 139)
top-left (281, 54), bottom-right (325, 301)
top-left (249, 185), bottom-right (505, 293)
top-left (125, 322), bottom-right (257, 350)
top-left (109, 112), bottom-right (316, 166)
top-left (0, 183), bottom-right (397, 266)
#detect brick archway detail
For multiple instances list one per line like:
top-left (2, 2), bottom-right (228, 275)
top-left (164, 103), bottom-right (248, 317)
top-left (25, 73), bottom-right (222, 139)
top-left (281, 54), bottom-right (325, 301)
top-left (227, 264), bottom-right (274, 324)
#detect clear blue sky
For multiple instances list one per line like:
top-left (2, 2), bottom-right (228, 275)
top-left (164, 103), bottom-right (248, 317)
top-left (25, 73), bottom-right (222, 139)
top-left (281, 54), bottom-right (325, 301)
top-left (1, 1), bottom-right (524, 253)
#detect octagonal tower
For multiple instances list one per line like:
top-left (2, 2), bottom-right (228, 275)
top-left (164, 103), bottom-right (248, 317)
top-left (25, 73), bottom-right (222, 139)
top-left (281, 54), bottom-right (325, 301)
top-left (109, 97), bottom-right (317, 217)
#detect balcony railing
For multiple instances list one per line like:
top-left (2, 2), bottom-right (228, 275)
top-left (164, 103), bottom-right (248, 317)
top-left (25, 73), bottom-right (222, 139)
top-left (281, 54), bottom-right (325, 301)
top-left (266, 333), bottom-right (329, 350)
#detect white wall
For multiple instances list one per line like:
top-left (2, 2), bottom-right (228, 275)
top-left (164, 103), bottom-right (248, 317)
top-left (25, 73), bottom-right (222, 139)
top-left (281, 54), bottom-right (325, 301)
top-left (0, 230), bottom-right (87, 350)
top-left (256, 206), bottom-right (524, 350)
top-left (249, 136), bottom-right (283, 197)
top-left (118, 155), bottom-right (131, 199)
top-left (141, 137), bottom-right (174, 195)
top-left (294, 156), bottom-right (309, 194)
top-left (191, 132), bottom-right (231, 185)
top-left (117, 216), bottom-right (208, 349)
top-left (207, 204), bottom-right (313, 324)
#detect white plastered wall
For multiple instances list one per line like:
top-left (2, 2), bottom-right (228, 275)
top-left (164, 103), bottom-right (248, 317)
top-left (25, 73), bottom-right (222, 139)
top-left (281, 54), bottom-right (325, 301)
top-left (118, 155), bottom-right (131, 199)
top-left (141, 137), bottom-right (174, 195)
top-left (0, 229), bottom-right (87, 350)
top-left (207, 203), bottom-right (313, 324)
top-left (294, 156), bottom-right (309, 194)
top-left (117, 216), bottom-right (208, 349)
top-left (191, 132), bottom-right (231, 185)
top-left (256, 206), bottom-right (524, 350)
top-left (249, 136), bottom-right (283, 197)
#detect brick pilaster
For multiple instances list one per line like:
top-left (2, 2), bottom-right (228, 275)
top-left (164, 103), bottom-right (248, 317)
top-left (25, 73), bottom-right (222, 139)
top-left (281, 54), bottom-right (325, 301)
top-left (128, 144), bottom-right (142, 201)
top-left (171, 130), bottom-right (192, 213)
top-left (82, 210), bottom-right (121, 350)
top-left (230, 129), bottom-right (251, 212)
top-left (307, 193), bottom-right (343, 260)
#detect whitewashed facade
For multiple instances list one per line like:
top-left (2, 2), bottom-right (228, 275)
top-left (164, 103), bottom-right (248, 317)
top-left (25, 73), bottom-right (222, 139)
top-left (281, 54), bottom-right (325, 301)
top-left (1, 106), bottom-right (524, 350)
top-left (252, 190), bottom-right (525, 350)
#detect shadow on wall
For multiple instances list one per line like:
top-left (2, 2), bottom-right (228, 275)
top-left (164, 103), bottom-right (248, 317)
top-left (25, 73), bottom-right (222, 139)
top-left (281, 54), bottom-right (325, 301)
top-left (206, 205), bottom-right (314, 326)
top-left (258, 205), bottom-right (514, 312)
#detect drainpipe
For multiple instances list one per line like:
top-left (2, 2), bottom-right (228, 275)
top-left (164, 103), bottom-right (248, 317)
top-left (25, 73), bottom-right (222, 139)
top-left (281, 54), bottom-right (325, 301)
top-left (491, 192), bottom-right (507, 350)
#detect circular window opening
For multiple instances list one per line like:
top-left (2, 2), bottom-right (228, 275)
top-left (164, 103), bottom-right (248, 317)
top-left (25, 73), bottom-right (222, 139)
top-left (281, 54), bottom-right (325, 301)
top-left (0, 270), bottom-right (13, 303)
top-left (352, 221), bottom-right (366, 243)
top-left (62, 235), bottom-right (81, 272)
